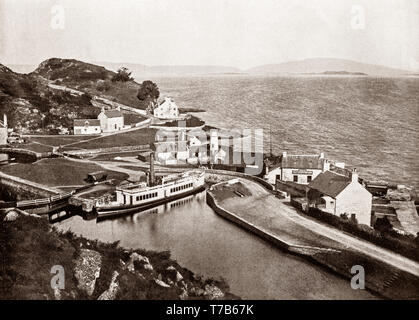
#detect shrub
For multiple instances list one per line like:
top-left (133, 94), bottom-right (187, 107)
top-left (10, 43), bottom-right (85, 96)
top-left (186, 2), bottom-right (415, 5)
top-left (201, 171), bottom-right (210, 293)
top-left (305, 207), bottom-right (419, 262)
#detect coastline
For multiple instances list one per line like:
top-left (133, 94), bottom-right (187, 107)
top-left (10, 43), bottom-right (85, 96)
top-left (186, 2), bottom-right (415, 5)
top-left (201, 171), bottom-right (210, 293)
top-left (206, 178), bottom-right (419, 300)
top-left (0, 210), bottom-right (238, 300)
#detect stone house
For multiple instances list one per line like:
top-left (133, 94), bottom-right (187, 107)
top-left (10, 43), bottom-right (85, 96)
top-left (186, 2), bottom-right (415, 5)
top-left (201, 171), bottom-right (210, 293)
top-left (98, 108), bottom-right (124, 132)
top-left (265, 152), bottom-right (334, 185)
top-left (306, 169), bottom-right (372, 226)
top-left (73, 119), bottom-right (101, 135)
top-left (153, 97), bottom-right (179, 119)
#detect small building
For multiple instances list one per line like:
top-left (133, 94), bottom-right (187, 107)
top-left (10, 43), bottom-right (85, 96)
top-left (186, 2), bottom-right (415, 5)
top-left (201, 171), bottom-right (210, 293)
top-left (265, 152), bottom-right (346, 185)
top-left (98, 107), bottom-right (124, 132)
top-left (86, 171), bottom-right (108, 183)
top-left (306, 169), bottom-right (372, 226)
top-left (153, 97), bottom-right (179, 119)
top-left (74, 119), bottom-right (101, 135)
top-left (0, 114), bottom-right (8, 145)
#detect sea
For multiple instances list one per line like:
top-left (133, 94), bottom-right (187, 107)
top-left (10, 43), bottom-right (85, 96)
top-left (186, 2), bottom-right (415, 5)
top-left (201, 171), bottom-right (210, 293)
top-left (147, 75), bottom-right (419, 189)
top-left (57, 75), bottom-right (417, 299)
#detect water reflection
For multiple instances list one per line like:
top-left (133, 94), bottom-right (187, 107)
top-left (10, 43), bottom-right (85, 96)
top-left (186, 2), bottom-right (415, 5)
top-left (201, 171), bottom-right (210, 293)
top-left (56, 190), bottom-right (376, 299)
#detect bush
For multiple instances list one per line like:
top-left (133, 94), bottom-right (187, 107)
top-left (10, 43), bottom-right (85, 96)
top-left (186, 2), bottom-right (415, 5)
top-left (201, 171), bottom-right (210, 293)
top-left (305, 207), bottom-right (419, 262)
top-left (111, 67), bottom-right (133, 82)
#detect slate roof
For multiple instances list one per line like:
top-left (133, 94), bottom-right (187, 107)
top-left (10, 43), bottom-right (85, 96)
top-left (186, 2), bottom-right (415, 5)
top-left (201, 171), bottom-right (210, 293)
top-left (281, 154), bottom-right (324, 170)
top-left (308, 170), bottom-right (351, 198)
top-left (74, 119), bottom-right (101, 127)
top-left (103, 109), bottom-right (123, 118)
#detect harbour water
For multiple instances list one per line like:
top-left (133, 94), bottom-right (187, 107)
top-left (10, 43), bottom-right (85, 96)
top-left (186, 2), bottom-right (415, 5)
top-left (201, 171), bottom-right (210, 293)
top-left (146, 75), bottom-right (419, 189)
top-left (56, 191), bottom-right (376, 299)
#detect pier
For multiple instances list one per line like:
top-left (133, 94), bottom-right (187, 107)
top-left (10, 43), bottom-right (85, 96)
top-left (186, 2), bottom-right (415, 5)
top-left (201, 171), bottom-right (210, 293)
top-left (206, 178), bottom-right (419, 299)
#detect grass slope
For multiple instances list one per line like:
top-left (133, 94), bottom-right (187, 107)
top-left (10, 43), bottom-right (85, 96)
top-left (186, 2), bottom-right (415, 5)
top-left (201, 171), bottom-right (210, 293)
top-left (1, 158), bottom-right (128, 187)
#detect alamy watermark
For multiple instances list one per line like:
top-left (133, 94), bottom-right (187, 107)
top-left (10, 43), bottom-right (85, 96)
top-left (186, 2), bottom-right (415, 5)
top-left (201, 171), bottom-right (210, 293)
top-left (154, 122), bottom-right (265, 175)
top-left (50, 265), bottom-right (65, 290)
top-left (350, 265), bottom-right (365, 290)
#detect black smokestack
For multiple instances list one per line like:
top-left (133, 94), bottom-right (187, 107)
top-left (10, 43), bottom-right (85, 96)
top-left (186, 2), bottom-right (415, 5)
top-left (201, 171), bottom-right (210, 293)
top-left (149, 152), bottom-right (155, 186)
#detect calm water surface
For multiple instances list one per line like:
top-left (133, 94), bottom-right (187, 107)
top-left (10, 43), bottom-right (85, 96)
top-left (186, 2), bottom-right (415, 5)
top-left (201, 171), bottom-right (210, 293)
top-left (142, 75), bottom-right (419, 188)
top-left (56, 192), bottom-right (376, 299)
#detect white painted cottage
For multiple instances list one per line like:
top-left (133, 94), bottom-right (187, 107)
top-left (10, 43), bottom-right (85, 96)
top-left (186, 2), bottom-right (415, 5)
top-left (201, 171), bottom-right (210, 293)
top-left (153, 97), bottom-right (179, 119)
top-left (98, 108), bottom-right (124, 133)
top-left (306, 169), bottom-right (372, 226)
top-left (73, 119), bottom-right (101, 135)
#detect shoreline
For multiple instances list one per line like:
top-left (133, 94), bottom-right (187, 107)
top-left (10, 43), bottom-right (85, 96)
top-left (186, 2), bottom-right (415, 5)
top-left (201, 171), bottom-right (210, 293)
top-left (206, 178), bottom-right (419, 300)
top-left (0, 210), bottom-right (238, 300)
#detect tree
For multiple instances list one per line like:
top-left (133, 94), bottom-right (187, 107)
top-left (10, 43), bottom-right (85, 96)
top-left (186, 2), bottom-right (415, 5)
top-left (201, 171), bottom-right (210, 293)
top-left (136, 80), bottom-right (160, 110)
top-left (111, 67), bottom-right (133, 82)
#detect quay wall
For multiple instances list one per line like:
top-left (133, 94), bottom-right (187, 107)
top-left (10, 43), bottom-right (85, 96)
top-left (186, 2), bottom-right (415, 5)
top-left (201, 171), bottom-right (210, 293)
top-left (206, 189), bottom-right (291, 251)
top-left (63, 144), bottom-right (150, 157)
top-left (0, 147), bottom-right (44, 162)
top-left (0, 171), bottom-right (60, 200)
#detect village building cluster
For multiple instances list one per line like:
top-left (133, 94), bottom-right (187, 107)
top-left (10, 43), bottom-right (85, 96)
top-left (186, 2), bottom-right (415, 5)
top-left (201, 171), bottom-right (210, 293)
top-left (74, 107), bottom-right (127, 135)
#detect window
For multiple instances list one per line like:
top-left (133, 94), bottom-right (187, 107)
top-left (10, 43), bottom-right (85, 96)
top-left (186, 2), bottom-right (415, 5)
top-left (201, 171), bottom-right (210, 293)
top-left (307, 176), bottom-right (312, 183)
top-left (293, 175), bottom-right (298, 182)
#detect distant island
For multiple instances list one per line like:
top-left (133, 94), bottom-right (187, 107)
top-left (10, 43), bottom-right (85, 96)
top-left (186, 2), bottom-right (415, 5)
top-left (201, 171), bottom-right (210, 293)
top-left (5, 58), bottom-right (418, 77)
top-left (303, 71), bottom-right (368, 76)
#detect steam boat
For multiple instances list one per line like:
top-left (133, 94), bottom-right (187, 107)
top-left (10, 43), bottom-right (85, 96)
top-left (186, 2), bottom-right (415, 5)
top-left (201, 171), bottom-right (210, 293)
top-left (96, 154), bottom-right (205, 218)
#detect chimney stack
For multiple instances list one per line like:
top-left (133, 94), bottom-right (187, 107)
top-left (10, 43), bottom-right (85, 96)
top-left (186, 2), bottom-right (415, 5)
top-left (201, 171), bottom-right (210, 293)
top-left (320, 152), bottom-right (324, 159)
top-left (3, 114), bottom-right (7, 128)
top-left (351, 168), bottom-right (359, 183)
top-left (282, 151), bottom-right (287, 157)
top-left (149, 152), bottom-right (155, 186)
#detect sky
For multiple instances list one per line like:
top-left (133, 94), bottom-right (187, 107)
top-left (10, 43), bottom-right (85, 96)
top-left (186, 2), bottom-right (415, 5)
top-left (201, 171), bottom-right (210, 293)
top-left (0, 0), bottom-right (418, 71)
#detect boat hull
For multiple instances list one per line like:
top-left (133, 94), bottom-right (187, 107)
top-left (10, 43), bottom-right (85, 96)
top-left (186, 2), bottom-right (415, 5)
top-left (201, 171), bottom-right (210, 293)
top-left (96, 185), bottom-right (205, 219)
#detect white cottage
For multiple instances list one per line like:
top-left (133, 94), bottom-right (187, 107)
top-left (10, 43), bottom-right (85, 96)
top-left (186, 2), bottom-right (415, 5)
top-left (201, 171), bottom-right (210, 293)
top-left (153, 97), bottom-right (179, 119)
top-left (265, 152), bottom-right (330, 185)
top-left (306, 169), bottom-right (372, 226)
top-left (98, 108), bottom-right (124, 133)
top-left (0, 114), bottom-right (8, 145)
top-left (73, 119), bottom-right (101, 135)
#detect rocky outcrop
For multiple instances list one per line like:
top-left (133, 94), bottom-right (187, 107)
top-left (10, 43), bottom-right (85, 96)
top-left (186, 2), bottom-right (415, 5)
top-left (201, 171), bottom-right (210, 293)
top-left (3, 210), bottom-right (19, 222)
top-left (203, 284), bottom-right (225, 300)
top-left (386, 187), bottom-right (412, 201)
top-left (125, 252), bottom-right (153, 272)
top-left (166, 266), bottom-right (184, 283)
top-left (74, 249), bottom-right (102, 296)
top-left (98, 271), bottom-right (119, 300)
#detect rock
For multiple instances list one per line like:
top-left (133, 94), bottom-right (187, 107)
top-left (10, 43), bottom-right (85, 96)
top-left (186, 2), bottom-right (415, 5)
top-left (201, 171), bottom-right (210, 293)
top-left (179, 287), bottom-right (188, 300)
top-left (166, 266), bottom-right (184, 282)
top-left (155, 278), bottom-right (171, 288)
top-left (204, 284), bottom-right (225, 300)
top-left (126, 252), bottom-right (153, 272)
top-left (53, 288), bottom-right (62, 300)
top-left (98, 271), bottom-right (119, 300)
top-left (386, 188), bottom-right (412, 201)
top-left (3, 210), bottom-right (19, 222)
top-left (73, 249), bottom-right (102, 296)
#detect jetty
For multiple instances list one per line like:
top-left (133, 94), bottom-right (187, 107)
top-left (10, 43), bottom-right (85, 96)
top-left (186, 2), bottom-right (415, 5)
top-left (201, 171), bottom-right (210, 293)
top-left (207, 178), bottom-right (419, 299)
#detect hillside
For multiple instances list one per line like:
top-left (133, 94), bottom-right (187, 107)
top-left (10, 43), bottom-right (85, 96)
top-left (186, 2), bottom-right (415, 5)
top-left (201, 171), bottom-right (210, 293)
top-left (96, 62), bottom-right (242, 77)
top-left (247, 58), bottom-right (413, 76)
top-left (0, 58), bottom-right (147, 133)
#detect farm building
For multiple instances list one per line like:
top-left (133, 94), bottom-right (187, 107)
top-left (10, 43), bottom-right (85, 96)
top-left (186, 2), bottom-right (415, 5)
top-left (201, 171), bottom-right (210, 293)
top-left (73, 119), bottom-right (101, 135)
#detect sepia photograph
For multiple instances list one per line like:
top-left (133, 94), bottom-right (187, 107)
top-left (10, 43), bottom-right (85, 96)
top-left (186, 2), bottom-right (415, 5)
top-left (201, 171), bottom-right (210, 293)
top-left (0, 0), bottom-right (418, 310)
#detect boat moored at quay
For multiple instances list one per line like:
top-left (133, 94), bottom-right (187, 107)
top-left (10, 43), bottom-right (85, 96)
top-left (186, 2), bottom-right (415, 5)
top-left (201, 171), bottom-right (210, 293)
top-left (96, 154), bottom-right (205, 218)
